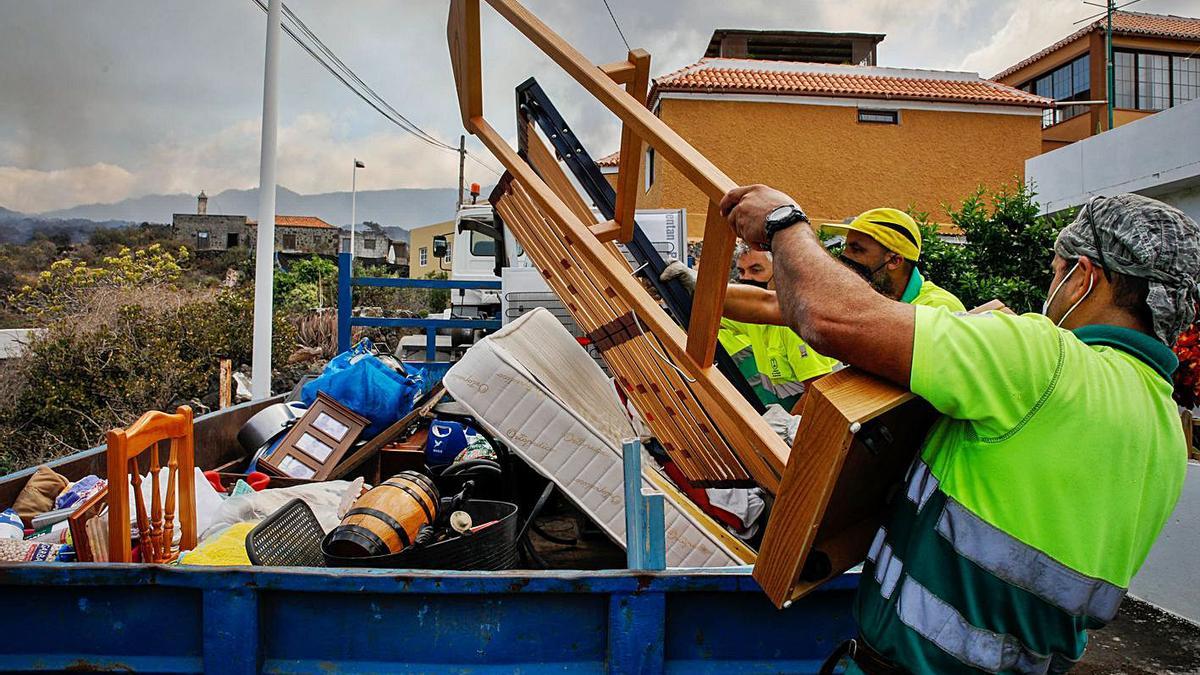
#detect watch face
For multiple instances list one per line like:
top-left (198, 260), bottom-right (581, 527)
top-left (766, 205), bottom-right (795, 225)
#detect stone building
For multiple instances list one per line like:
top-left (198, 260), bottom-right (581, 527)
top-left (247, 215), bottom-right (340, 255)
top-left (172, 191), bottom-right (249, 251)
top-left (172, 190), bottom-right (357, 256)
top-left (339, 221), bottom-right (392, 263)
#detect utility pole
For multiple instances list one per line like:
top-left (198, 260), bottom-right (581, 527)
top-left (456, 135), bottom-right (466, 209)
top-left (251, 0), bottom-right (282, 400)
top-left (1106, 0), bottom-right (1115, 131)
top-left (350, 158), bottom-right (364, 270)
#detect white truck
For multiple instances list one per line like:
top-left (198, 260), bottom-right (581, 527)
top-left (398, 202), bottom-right (687, 360)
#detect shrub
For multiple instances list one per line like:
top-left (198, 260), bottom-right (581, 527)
top-left (0, 286), bottom-right (296, 473)
top-left (9, 243), bottom-right (189, 322)
top-left (274, 256), bottom-right (338, 312)
top-left (917, 182), bottom-right (1073, 314)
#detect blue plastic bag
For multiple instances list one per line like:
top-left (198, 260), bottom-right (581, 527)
top-left (301, 344), bottom-right (422, 439)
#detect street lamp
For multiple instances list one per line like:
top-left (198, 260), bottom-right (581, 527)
top-left (349, 158), bottom-right (365, 268)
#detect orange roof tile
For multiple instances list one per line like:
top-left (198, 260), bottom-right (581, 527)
top-left (993, 11), bottom-right (1200, 80)
top-left (248, 215), bottom-right (336, 229)
top-left (648, 58), bottom-right (1050, 110)
top-left (596, 151), bottom-right (621, 168)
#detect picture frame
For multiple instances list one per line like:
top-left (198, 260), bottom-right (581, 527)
top-left (67, 485), bottom-right (109, 563)
top-left (258, 392), bottom-right (370, 481)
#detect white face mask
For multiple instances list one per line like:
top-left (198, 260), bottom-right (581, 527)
top-left (1042, 261), bottom-right (1095, 327)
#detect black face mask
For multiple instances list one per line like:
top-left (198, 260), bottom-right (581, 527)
top-left (838, 255), bottom-right (883, 283)
top-left (738, 278), bottom-right (771, 290)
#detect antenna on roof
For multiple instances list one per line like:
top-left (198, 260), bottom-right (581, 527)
top-left (1075, 0), bottom-right (1140, 130)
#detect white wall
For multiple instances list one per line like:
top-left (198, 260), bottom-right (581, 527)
top-left (1026, 98), bottom-right (1200, 222)
top-left (1131, 461), bottom-right (1200, 624)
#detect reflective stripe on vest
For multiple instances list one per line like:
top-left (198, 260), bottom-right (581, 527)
top-left (905, 459), bottom-right (940, 513)
top-left (936, 498), bottom-right (1125, 622)
top-left (743, 372), bottom-right (808, 399)
top-left (758, 375), bottom-right (807, 399)
top-left (896, 575), bottom-right (1057, 674)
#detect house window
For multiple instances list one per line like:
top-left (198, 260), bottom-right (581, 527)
top-left (282, 233), bottom-right (297, 250)
top-left (364, 238), bottom-right (376, 251)
top-left (226, 233), bottom-right (239, 248)
top-left (1114, 50), bottom-right (1199, 111)
top-left (341, 237), bottom-right (351, 252)
top-left (1173, 56), bottom-right (1200, 105)
top-left (1022, 55), bottom-right (1090, 128)
top-left (644, 148), bottom-right (655, 193)
top-left (858, 109), bottom-right (899, 124)
top-left (1138, 53), bottom-right (1171, 111)
top-left (1115, 51), bottom-right (1136, 109)
top-left (419, 247), bottom-right (428, 266)
top-left (196, 230), bottom-right (210, 249)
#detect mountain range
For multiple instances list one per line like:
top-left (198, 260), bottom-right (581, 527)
top-left (0, 184), bottom-right (488, 243)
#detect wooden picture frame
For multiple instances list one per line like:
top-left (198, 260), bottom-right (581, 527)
top-left (327, 385), bottom-right (447, 481)
top-left (68, 485), bottom-right (109, 563)
top-left (259, 392), bottom-right (369, 481)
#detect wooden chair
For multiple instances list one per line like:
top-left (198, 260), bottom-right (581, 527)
top-left (106, 406), bottom-right (197, 563)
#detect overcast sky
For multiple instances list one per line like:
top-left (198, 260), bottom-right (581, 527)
top-left (0, 0), bottom-right (1195, 214)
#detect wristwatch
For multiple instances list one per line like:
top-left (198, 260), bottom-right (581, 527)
top-left (763, 204), bottom-right (809, 251)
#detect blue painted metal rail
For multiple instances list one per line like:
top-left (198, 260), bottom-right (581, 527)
top-left (336, 252), bottom-right (502, 361)
top-left (0, 565), bottom-right (858, 673)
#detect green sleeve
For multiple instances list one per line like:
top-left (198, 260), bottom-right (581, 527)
top-left (910, 305), bottom-right (1064, 439)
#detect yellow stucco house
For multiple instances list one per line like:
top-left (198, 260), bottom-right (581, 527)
top-left (407, 219), bottom-right (455, 277)
top-left (599, 38), bottom-right (1051, 239)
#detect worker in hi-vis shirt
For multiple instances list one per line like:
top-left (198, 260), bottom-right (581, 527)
top-left (718, 242), bottom-right (837, 411)
top-left (721, 186), bottom-right (1198, 674)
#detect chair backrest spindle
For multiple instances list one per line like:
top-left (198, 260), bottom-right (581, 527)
top-left (162, 442), bottom-right (179, 558)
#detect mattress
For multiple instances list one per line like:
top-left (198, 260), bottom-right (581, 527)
top-left (444, 308), bottom-right (754, 567)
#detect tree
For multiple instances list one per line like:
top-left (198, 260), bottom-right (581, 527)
top-left (274, 256), bottom-right (338, 312)
top-left (915, 182), bottom-right (1073, 314)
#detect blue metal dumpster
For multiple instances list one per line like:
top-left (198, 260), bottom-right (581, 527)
top-left (0, 564), bottom-right (857, 673)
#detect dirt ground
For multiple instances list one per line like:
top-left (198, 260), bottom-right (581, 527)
top-left (1077, 598), bottom-right (1200, 674)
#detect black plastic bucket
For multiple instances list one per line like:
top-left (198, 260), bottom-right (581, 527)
top-left (321, 499), bottom-right (519, 570)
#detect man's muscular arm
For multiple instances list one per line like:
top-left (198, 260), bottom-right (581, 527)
top-left (724, 284), bottom-right (785, 325)
top-left (660, 260), bottom-right (785, 325)
top-left (721, 185), bottom-right (915, 387)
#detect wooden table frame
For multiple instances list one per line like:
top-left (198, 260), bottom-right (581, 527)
top-left (447, 0), bottom-right (789, 491)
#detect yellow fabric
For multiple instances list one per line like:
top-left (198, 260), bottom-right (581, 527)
top-left (179, 521), bottom-right (256, 566)
top-left (834, 207), bottom-right (923, 261)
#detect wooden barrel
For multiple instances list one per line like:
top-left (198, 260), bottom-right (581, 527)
top-left (325, 471), bottom-right (439, 558)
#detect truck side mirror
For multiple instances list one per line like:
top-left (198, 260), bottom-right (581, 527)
top-left (432, 235), bottom-right (448, 259)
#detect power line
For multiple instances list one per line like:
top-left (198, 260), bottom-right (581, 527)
top-left (247, 0), bottom-right (503, 176)
top-left (601, 0), bottom-right (632, 53)
top-left (278, 3), bottom-right (453, 150)
top-left (1074, 0), bottom-right (1141, 25)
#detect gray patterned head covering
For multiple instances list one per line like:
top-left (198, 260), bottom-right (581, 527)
top-left (1054, 193), bottom-right (1200, 345)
